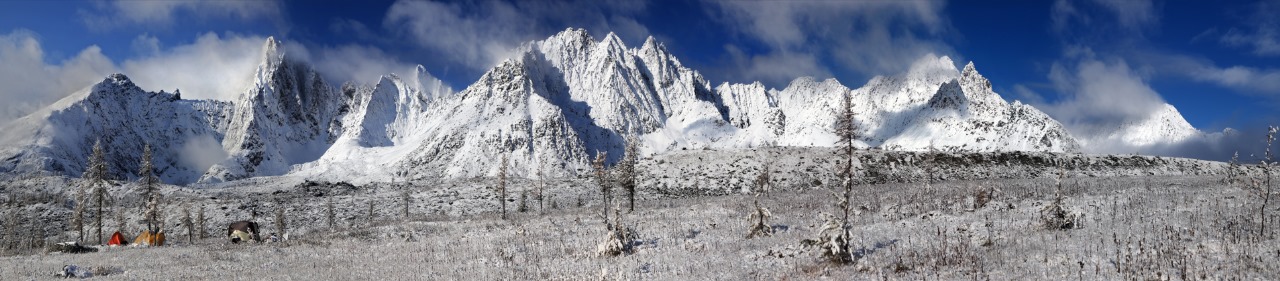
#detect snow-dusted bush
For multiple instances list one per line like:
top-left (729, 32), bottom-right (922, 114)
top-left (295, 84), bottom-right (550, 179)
top-left (745, 202), bottom-right (773, 239)
top-left (802, 212), bottom-right (854, 264)
top-left (1040, 171), bottom-right (1082, 230)
top-left (746, 161), bottom-right (773, 239)
top-left (1039, 197), bottom-right (1082, 230)
top-left (595, 207), bottom-right (636, 257)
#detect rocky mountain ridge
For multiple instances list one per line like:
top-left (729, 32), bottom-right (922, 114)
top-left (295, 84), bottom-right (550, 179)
top-left (0, 29), bottom-right (1205, 184)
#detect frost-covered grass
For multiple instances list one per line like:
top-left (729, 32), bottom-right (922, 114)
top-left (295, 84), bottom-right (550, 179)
top-left (3, 172), bottom-right (1279, 279)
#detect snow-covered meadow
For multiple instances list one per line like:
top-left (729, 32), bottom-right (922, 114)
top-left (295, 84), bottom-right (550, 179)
top-left (1, 149), bottom-right (1277, 279)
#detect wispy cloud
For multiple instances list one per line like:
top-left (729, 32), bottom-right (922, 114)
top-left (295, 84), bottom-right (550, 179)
top-left (0, 29), bottom-right (438, 125)
top-left (1217, 1), bottom-right (1280, 56)
top-left (286, 43), bottom-right (428, 87)
top-left (121, 33), bottom-right (266, 101)
top-left (383, 0), bottom-right (649, 72)
top-left (1051, 0), bottom-right (1160, 42)
top-left (79, 0), bottom-right (284, 31)
top-left (123, 33), bottom-right (441, 101)
top-left (1152, 53), bottom-right (1280, 95)
top-left (704, 0), bottom-right (953, 86)
top-left (0, 30), bottom-right (117, 123)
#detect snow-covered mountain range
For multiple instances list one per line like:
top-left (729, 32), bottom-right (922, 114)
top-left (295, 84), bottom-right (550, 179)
top-left (0, 29), bottom-right (1204, 184)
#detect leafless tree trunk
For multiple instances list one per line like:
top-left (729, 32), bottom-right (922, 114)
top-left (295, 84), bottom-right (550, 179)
top-left (498, 153), bottom-right (508, 220)
top-left (367, 200), bottom-right (375, 226)
top-left (593, 151), bottom-right (610, 223)
top-left (537, 160), bottom-right (546, 214)
top-left (274, 206), bottom-right (287, 240)
top-left (326, 198), bottom-right (336, 230)
top-left (196, 205), bottom-right (206, 239)
top-left (73, 187), bottom-right (86, 243)
top-left (401, 189), bottom-right (412, 220)
top-left (182, 204), bottom-right (194, 244)
top-left (619, 135), bottom-right (639, 212)
top-left (1261, 126), bottom-right (1277, 238)
top-left (93, 186), bottom-right (106, 244)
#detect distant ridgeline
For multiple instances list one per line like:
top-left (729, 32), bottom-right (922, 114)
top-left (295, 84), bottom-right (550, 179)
top-left (0, 29), bottom-right (1210, 185)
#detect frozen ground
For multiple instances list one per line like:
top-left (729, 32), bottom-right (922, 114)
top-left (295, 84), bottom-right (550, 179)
top-left (0, 149), bottom-right (1276, 279)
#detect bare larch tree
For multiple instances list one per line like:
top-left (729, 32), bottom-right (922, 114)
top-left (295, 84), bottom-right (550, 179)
top-left (80, 139), bottom-right (109, 244)
top-left (592, 151), bottom-right (611, 222)
top-left (618, 135), bottom-right (639, 212)
top-left (138, 144), bottom-right (161, 233)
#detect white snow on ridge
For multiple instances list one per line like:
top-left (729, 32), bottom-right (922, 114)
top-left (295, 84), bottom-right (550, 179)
top-left (1070, 103), bottom-right (1203, 154)
top-left (0, 29), bottom-right (1210, 184)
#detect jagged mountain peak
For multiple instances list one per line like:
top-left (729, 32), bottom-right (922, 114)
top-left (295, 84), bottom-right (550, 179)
top-left (926, 80), bottom-right (966, 109)
top-left (0, 72), bottom-right (228, 184)
top-left (2, 29), bottom-right (1204, 185)
top-left (959, 61), bottom-right (992, 92)
top-left (542, 28), bottom-right (594, 50)
top-left (104, 73), bottom-right (134, 86)
top-left (77, 73), bottom-right (145, 100)
top-left (260, 36), bottom-right (283, 69)
top-left (641, 36), bottom-right (662, 51)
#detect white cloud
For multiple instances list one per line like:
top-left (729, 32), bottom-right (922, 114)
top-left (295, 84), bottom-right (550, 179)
top-left (0, 30), bottom-right (117, 123)
top-left (81, 0), bottom-right (283, 30)
top-left (123, 33), bottom-right (441, 101)
top-left (303, 44), bottom-right (421, 86)
top-left (1192, 65), bottom-right (1280, 94)
top-left (704, 0), bottom-right (953, 85)
top-left (1128, 51), bottom-right (1280, 96)
top-left (383, 0), bottom-right (649, 72)
top-left (1040, 56), bottom-right (1166, 128)
top-left (130, 33), bottom-right (161, 56)
top-left (0, 28), bottom-right (442, 124)
top-left (721, 45), bottom-right (829, 87)
top-left (121, 33), bottom-right (267, 101)
top-left (180, 134), bottom-right (227, 175)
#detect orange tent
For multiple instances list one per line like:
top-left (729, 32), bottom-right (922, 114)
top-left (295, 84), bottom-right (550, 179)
top-left (107, 232), bottom-right (127, 246)
top-left (154, 231), bottom-right (166, 246)
top-left (132, 230), bottom-right (166, 246)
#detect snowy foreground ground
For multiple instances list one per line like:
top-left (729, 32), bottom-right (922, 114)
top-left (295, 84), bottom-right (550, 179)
top-left (1, 149), bottom-right (1278, 279)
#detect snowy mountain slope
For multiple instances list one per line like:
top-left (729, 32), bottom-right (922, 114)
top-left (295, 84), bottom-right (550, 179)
top-left (0, 74), bottom-right (229, 184)
top-left (392, 28), bottom-right (733, 179)
top-left (288, 67), bottom-right (455, 183)
top-left (881, 62), bottom-right (1079, 152)
top-left (393, 51), bottom-right (594, 180)
top-left (1068, 103), bottom-right (1203, 153)
top-left (0, 29), bottom-right (1209, 185)
top-left (713, 55), bottom-right (1079, 153)
top-left (200, 37), bottom-right (350, 183)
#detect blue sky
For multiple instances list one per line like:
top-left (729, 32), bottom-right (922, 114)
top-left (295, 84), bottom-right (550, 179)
top-left (1, 0), bottom-right (1278, 156)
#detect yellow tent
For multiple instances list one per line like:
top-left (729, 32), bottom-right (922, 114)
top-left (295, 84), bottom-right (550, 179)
top-left (132, 230), bottom-right (166, 246)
